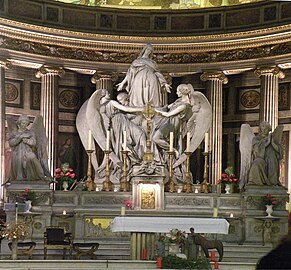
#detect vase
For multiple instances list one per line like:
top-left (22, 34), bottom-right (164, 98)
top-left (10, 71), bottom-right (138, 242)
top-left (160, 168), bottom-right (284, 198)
top-left (25, 200), bottom-right (32, 212)
top-left (265, 204), bottom-right (273, 217)
top-left (225, 184), bottom-right (231, 194)
top-left (62, 181), bottom-right (69, 191)
top-left (168, 243), bottom-right (180, 255)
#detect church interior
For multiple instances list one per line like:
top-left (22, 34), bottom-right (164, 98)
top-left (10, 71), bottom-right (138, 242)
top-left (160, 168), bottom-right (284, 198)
top-left (1, 0), bottom-right (291, 269)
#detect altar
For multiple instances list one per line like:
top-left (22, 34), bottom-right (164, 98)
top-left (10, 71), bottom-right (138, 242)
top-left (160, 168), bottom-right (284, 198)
top-left (111, 216), bottom-right (229, 259)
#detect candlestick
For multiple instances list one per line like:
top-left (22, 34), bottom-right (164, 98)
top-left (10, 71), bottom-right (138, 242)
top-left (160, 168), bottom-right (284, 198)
top-left (204, 132), bottom-right (209, 153)
top-left (88, 130), bottom-right (92, 150)
top-left (169, 132), bottom-right (174, 152)
top-left (102, 150), bottom-right (114, 191)
top-left (201, 151), bottom-right (210, 193)
top-left (186, 132), bottom-right (191, 152)
top-left (210, 251), bottom-right (216, 261)
top-left (62, 210), bottom-right (67, 215)
top-left (182, 151), bottom-right (193, 193)
top-left (123, 130), bottom-right (127, 151)
top-left (120, 150), bottom-right (130, 191)
top-left (157, 257), bottom-right (162, 268)
top-left (165, 150), bottom-right (176, 192)
top-left (85, 149), bottom-right (96, 191)
top-left (106, 130), bottom-right (110, 151)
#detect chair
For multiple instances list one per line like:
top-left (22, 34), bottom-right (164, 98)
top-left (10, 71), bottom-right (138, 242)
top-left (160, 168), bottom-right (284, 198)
top-left (8, 241), bottom-right (36, 259)
top-left (44, 226), bottom-right (72, 259)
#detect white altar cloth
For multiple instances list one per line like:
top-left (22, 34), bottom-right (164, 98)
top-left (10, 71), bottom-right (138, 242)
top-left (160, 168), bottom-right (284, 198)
top-left (111, 217), bottom-right (229, 234)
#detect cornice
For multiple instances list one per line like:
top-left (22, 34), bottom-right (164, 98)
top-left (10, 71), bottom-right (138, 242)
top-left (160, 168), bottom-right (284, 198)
top-left (2, 18), bottom-right (291, 53)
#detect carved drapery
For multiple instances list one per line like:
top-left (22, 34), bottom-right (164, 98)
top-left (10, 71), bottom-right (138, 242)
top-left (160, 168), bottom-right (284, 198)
top-left (200, 71), bottom-right (228, 185)
top-left (91, 71), bottom-right (118, 95)
top-left (0, 60), bottom-right (11, 198)
top-left (35, 66), bottom-right (65, 176)
top-left (254, 66), bottom-right (285, 131)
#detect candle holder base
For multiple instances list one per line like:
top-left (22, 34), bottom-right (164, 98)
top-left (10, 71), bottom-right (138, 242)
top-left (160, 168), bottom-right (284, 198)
top-left (102, 179), bottom-right (114, 192)
top-left (165, 181), bottom-right (176, 193)
top-left (85, 178), bottom-right (96, 192)
top-left (182, 182), bottom-right (193, 193)
top-left (201, 180), bottom-right (210, 193)
top-left (120, 179), bottom-right (130, 192)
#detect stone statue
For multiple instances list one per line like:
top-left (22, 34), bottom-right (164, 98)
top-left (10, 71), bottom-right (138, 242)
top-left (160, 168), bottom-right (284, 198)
top-left (239, 122), bottom-right (283, 189)
top-left (186, 227), bottom-right (199, 260)
top-left (117, 43), bottom-right (171, 107)
top-left (7, 115), bottom-right (51, 180)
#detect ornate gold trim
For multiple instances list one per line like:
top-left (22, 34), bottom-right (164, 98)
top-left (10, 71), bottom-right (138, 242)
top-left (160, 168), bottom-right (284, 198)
top-left (200, 71), bottom-right (228, 84)
top-left (35, 66), bottom-right (65, 78)
top-left (254, 66), bottom-right (285, 79)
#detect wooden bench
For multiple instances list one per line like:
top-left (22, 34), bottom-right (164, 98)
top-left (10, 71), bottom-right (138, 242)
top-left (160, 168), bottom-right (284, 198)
top-left (8, 241), bottom-right (36, 259)
top-left (72, 243), bottom-right (99, 259)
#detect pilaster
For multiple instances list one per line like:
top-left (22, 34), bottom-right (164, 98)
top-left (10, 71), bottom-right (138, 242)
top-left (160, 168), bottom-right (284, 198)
top-left (36, 66), bottom-right (65, 177)
top-left (254, 66), bottom-right (285, 131)
top-left (91, 71), bottom-right (118, 96)
top-left (200, 71), bottom-right (228, 185)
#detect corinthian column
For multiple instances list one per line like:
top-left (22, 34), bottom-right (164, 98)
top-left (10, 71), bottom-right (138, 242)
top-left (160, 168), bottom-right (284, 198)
top-left (254, 66), bottom-right (285, 131)
top-left (91, 71), bottom-right (118, 95)
top-left (0, 60), bottom-right (11, 198)
top-left (200, 71), bottom-right (228, 185)
top-left (36, 66), bottom-right (65, 177)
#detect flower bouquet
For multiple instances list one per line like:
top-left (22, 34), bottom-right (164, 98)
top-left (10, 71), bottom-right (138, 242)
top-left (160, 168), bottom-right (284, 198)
top-left (124, 199), bottom-right (134, 209)
top-left (54, 163), bottom-right (76, 190)
top-left (165, 229), bottom-right (187, 244)
top-left (218, 167), bottom-right (238, 193)
top-left (262, 193), bottom-right (278, 206)
top-left (20, 188), bottom-right (36, 202)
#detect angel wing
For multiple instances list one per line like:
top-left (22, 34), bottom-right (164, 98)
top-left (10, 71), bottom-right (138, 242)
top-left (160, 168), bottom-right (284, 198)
top-left (173, 91), bottom-right (212, 168)
top-left (272, 125), bottom-right (283, 145)
top-left (76, 100), bottom-right (99, 171)
top-left (85, 89), bottom-right (121, 166)
top-left (6, 117), bottom-right (18, 137)
top-left (239, 124), bottom-right (255, 190)
top-left (30, 115), bottom-right (51, 177)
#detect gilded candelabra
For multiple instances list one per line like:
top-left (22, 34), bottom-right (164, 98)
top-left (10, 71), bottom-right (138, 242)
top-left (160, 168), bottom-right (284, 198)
top-left (182, 151), bottom-right (193, 193)
top-left (142, 103), bottom-right (155, 162)
top-left (201, 151), bottom-right (210, 193)
top-left (85, 150), bottom-right (96, 191)
top-left (165, 151), bottom-right (176, 192)
top-left (102, 150), bottom-right (114, 191)
top-left (120, 150), bottom-right (130, 191)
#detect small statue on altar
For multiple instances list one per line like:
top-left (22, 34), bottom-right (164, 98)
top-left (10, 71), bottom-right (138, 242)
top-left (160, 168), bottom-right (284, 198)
top-left (117, 43), bottom-right (171, 107)
top-left (7, 115), bottom-right (51, 181)
top-left (156, 235), bottom-right (166, 257)
top-left (239, 122), bottom-right (283, 189)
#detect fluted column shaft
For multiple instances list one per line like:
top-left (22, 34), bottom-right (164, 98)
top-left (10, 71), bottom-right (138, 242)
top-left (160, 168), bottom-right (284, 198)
top-left (255, 66), bottom-right (285, 131)
top-left (91, 72), bottom-right (118, 95)
top-left (0, 60), bottom-right (11, 199)
top-left (36, 66), bottom-right (65, 177)
top-left (201, 71), bottom-right (228, 185)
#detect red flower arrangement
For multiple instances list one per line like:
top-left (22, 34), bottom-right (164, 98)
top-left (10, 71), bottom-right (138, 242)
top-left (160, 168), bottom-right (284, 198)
top-left (165, 229), bottom-right (187, 244)
top-left (262, 194), bottom-right (278, 206)
top-left (218, 167), bottom-right (238, 185)
top-left (124, 199), bottom-right (134, 209)
top-left (20, 188), bottom-right (36, 202)
top-left (54, 163), bottom-right (76, 186)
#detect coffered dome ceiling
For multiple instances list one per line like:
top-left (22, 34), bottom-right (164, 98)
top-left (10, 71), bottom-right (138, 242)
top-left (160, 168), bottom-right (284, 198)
top-left (55, 0), bottom-right (262, 10)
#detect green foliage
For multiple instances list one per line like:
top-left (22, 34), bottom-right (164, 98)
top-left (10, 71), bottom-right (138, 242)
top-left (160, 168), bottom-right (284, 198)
top-left (161, 255), bottom-right (212, 269)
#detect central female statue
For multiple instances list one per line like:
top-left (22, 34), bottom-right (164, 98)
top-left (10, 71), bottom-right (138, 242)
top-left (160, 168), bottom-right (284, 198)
top-left (117, 44), bottom-right (171, 107)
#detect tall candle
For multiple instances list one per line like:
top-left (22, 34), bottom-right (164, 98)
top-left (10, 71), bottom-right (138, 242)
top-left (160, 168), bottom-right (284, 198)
top-left (186, 132), bottom-right (191, 152)
top-left (88, 130), bottom-right (92, 150)
top-left (213, 207), bottom-right (218, 218)
top-left (106, 130), bottom-right (110, 151)
top-left (169, 132), bottom-right (174, 152)
top-left (214, 261), bottom-right (219, 269)
top-left (15, 202), bottom-right (18, 224)
top-left (157, 257), bottom-right (162, 268)
top-left (204, 132), bottom-right (209, 153)
top-left (210, 250), bottom-right (216, 261)
top-left (123, 130), bottom-right (127, 151)
top-left (121, 206), bottom-right (125, 216)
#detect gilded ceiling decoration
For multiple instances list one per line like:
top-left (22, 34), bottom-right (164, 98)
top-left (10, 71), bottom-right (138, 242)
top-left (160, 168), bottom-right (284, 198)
top-left (55, 0), bottom-right (262, 10)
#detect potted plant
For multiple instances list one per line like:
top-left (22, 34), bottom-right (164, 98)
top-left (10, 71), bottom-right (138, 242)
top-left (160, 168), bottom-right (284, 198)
top-left (218, 167), bottom-right (238, 194)
top-left (165, 229), bottom-right (187, 255)
top-left (20, 188), bottom-right (36, 212)
top-left (262, 193), bottom-right (278, 217)
top-left (54, 163), bottom-right (76, 191)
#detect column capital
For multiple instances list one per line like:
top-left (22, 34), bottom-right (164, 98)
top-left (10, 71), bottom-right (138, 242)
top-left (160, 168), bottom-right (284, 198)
top-left (254, 66), bottom-right (285, 79)
top-left (35, 66), bottom-right (65, 78)
top-left (200, 71), bottom-right (228, 84)
top-left (0, 59), bottom-right (12, 69)
top-left (91, 71), bottom-right (118, 84)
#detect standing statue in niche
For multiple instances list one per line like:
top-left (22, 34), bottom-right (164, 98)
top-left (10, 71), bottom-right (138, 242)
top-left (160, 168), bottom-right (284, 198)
top-left (7, 115), bottom-right (51, 181)
top-left (117, 43), bottom-right (171, 107)
top-left (239, 122), bottom-right (283, 189)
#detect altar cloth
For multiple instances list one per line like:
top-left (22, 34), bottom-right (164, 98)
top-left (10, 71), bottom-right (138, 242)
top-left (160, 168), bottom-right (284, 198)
top-left (111, 216), bottom-right (229, 234)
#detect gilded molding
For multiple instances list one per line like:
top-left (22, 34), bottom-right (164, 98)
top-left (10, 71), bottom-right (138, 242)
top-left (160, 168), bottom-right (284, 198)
top-left (35, 66), bottom-right (65, 78)
top-left (91, 71), bottom-right (118, 84)
top-left (200, 71), bottom-right (228, 84)
top-left (254, 66), bottom-right (285, 79)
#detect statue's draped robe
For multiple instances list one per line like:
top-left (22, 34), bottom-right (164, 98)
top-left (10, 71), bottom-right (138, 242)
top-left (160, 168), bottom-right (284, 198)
top-left (125, 57), bottom-right (167, 107)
